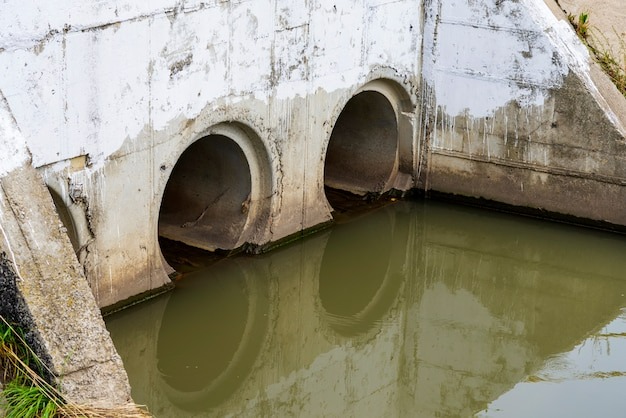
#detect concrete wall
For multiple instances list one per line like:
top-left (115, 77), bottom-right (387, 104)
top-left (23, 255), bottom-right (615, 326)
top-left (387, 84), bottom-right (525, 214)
top-left (0, 0), bottom-right (624, 312)
top-left (1, 0), bottom-right (422, 308)
top-left (421, 0), bottom-right (626, 225)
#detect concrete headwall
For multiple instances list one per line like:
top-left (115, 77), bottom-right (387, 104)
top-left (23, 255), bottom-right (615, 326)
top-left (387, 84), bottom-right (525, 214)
top-left (1, 0), bottom-right (423, 308)
top-left (0, 0), bottom-right (624, 310)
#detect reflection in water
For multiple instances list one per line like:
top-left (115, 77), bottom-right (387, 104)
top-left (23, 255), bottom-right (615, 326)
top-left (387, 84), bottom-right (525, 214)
top-left (320, 214), bottom-right (391, 318)
top-left (156, 261), bottom-right (269, 411)
top-left (158, 268), bottom-right (248, 392)
top-left (319, 209), bottom-right (402, 336)
top-left (478, 310), bottom-right (626, 418)
top-left (106, 200), bottom-right (626, 417)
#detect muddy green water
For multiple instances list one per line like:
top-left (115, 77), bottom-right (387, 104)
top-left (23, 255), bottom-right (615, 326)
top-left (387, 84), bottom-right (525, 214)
top-left (106, 199), bottom-right (626, 417)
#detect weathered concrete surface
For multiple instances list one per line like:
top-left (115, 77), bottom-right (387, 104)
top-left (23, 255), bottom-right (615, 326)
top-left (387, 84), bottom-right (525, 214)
top-left (421, 0), bottom-right (626, 225)
top-left (0, 95), bottom-right (132, 407)
top-left (0, 166), bottom-right (132, 407)
top-left (0, 0), bottom-right (625, 311)
top-left (1, 1), bottom-right (422, 308)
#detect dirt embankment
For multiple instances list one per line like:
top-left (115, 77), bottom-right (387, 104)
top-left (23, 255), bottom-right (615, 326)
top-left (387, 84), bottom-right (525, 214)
top-left (558, 0), bottom-right (625, 56)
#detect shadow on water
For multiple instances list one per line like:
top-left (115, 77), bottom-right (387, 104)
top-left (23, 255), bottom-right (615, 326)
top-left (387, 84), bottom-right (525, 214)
top-left (106, 199), bottom-right (626, 417)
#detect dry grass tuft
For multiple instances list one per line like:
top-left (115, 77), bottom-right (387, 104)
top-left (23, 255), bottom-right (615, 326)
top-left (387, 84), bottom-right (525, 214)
top-left (0, 315), bottom-right (151, 417)
top-left (569, 12), bottom-right (626, 98)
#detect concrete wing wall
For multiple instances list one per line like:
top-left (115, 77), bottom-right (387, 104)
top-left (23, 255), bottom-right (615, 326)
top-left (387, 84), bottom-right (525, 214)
top-left (421, 0), bottom-right (626, 225)
top-left (0, 95), bottom-right (132, 408)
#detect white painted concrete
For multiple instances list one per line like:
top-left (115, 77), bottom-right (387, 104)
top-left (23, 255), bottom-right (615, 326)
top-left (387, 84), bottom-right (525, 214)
top-left (0, 1), bottom-right (420, 169)
top-left (422, 0), bottom-right (573, 118)
top-left (0, 92), bottom-right (29, 176)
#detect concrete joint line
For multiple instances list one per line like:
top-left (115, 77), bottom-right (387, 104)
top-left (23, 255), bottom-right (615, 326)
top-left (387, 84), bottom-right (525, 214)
top-left (438, 18), bottom-right (538, 36)
top-left (434, 67), bottom-right (558, 89)
top-left (433, 149), bottom-right (626, 186)
top-left (0, 3), bottom-right (205, 52)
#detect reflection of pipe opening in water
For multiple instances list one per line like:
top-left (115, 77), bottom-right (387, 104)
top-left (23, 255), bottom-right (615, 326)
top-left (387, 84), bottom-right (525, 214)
top-left (158, 134), bottom-right (252, 259)
top-left (156, 260), bottom-right (268, 411)
top-left (318, 208), bottom-right (402, 336)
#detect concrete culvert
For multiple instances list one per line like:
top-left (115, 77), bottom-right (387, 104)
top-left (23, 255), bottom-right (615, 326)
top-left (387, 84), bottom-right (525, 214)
top-left (158, 134), bottom-right (252, 253)
top-left (324, 90), bottom-right (398, 206)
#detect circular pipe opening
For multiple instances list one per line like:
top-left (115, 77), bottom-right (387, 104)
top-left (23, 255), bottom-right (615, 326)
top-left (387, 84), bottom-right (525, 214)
top-left (324, 90), bottom-right (398, 209)
top-left (158, 134), bottom-right (252, 256)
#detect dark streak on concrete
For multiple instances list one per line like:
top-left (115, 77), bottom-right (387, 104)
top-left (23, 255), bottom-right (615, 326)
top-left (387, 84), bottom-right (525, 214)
top-left (0, 252), bottom-right (55, 382)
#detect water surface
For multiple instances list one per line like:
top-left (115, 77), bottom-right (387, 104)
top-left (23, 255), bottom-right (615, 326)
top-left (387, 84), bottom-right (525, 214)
top-left (106, 199), bottom-right (626, 417)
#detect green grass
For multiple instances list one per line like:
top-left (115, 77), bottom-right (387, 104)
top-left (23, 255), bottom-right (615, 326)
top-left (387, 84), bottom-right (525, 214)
top-left (569, 12), bottom-right (626, 98)
top-left (569, 11), bottom-right (589, 39)
top-left (0, 316), bottom-right (62, 418)
top-left (1, 314), bottom-right (152, 417)
top-left (1, 318), bottom-right (41, 383)
top-left (2, 381), bottom-right (58, 418)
